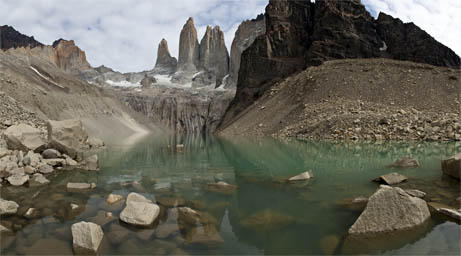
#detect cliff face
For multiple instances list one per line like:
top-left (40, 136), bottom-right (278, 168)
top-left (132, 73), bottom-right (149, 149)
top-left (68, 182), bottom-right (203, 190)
top-left (225, 14), bottom-right (265, 89)
top-left (0, 25), bottom-right (44, 50)
top-left (52, 39), bottom-right (92, 72)
top-left (219, 0), bottom-right (461, 130)
top-left (176, 18), bottom-right (200, 73)
top-left (199, 26), bottom-right (229, 87)
top-left (154, 39), bottom-right (177, 75)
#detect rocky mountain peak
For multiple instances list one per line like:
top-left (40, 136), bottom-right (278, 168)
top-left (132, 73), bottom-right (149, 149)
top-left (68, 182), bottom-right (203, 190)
top-left (154, 38), bottom-right (177, 75)
top-left (199, 25), bottom-right (229, 87)
top-left (51, 38), bottom-right (91, 72)
top-left (1, 25), bottom-right (44, 50)
top-left (176, 17), bottom-right (200, 73)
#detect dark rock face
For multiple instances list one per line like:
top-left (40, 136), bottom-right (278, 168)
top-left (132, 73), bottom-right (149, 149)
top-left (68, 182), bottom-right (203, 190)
top-left (0, 25), bottom-right (43, 50)
top-left (224, 14), bottom-right (266, 89)
top-left (176, 18), bottom-right (200, 73)
top-left (219, 0), bottom-right (461, 129)
top-left (199, 26), bottom-right (229, 87)
top-left (154, 39), bottom-right (177, 75)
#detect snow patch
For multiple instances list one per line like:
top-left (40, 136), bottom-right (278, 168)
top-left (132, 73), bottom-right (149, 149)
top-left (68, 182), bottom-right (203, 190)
top-left (380, 41), bottom-right (388, 51)
top-left (106, 80), bottom-right (141, 88)
top-left (30, 66), bottom-right (65, 89)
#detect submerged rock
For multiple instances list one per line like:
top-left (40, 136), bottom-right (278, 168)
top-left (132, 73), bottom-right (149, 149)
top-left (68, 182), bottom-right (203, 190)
top-left (288, 170), bottom-right (314, 181)
top-left (0, 198), bottom-right (19, 215)
top-left (441, 153), bottom-right (461, 180)
top-left (392, 157), bottom-right (420, 168)
top-left (204, 181), bottom-right (237, 195)
top-left (71, 221), bottom-right (104, 254)
top-left (24, 208), bottom-right (38, 219)
top-left (29, 173), bottom-right (50, 186)
top-left (3, 123), bottom-right (46, 152)
top-left (348, 185), bottom-right (430, 235)
top-left (320, 235), bottom-right (340, 255)
top-left (373, 172), bottom-right (407, 185)
top-left (106, 194), bottom-right (123, 205)
top-left (157, 197), bottom-right (185, 208)
top-left (155, 223), bottom-right (179, 239)
top-left (185, 225), bottom-right (224, 247)
top-left (240, 209), bottom-right (294, 231)
top-left (67, 182), bottom-right (96, 190)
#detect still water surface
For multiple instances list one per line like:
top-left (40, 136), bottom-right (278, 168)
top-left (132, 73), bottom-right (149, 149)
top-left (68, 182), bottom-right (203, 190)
top-left (1, 135), bottom-right (460, 255)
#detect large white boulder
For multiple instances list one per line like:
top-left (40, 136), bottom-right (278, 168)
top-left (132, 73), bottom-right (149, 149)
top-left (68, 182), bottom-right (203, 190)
top-left (348, 185), bottom-right (430, 235)
top-left (71, 221), bottom-right (104, 254)
top-left (120, 193), bottom-right (159, 227)
top-left (46, 119), bottom-right (88, 159)
top-left (3, 124), bottom-right (46, 152)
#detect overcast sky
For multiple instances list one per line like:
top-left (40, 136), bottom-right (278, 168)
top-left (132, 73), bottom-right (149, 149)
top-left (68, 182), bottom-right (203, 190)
top-left (1, 0), bottom-right (459, 73)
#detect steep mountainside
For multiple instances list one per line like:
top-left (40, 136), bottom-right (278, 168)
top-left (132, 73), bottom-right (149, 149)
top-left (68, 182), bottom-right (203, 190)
top-left (219, 0), bottom-right (461, 130)
top-left (220, 59), bottom-right (461, 141)
top-left (1, 25), bottom-right (43, 50)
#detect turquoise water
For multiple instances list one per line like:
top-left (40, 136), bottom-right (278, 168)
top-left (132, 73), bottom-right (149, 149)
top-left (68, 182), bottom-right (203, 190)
top-left (1, 135), bottom-right (460, 255)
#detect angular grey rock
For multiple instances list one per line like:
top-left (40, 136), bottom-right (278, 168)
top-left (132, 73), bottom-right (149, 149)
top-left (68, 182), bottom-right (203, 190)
top-left (225, 15), bottom-right (265, 89)
top-left (3, 124), bottom-right (46, 152)
top-left (392, 157), bottom-right (420, 168)
top-left (126, 192), bottom-right (153, 204)
top-left (441, 153), bottom-right (461, 180)
top-left (80, 154), bottom-right (99, 171)
top-left (348, 185), bottom-right (430, 235)
top-left (0, 198), bottom-right (19, 215)
top-left (7, 174), bottom-right (29, 186)
top-left (176, 17), bottom-right (200, 73)
top-left (41, 149), bottom-right (62, 159)
top-left (71, 221), bottom-right (104, 254)
top-left (404, 189), bottom-right (426, 198)
top-left (154, 39), bottom-right (178, 75)
top-left (199, 26), bottom-right (229, 87)
top-left (120, 200), bottom-right (160, 227)
top-left (86, 138), bottom-right (104, 149)
top-left (67, 182), bottom-right (95, 190)
top-left (373, 172), bottom-right (407, 185)
top-left (46, 119), bottom-right (89, 160)
top-left (288, 170), bottom-right (314, 181)
top-left (438, 208), bottom-right (461, 221)
top-left (30, 173), bottom-right (50, 186)
top-left (23, 151), bottom-right (41, 167)
top-left (38, 163), bottom-right (54, 174)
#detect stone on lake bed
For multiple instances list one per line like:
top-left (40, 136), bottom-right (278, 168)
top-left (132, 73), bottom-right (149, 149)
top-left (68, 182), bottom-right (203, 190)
top-left (0, 198), bottom-right (19, 215)
top-left (203, 181), bottom-right (237, 195)
top-left (120, 193), bottom-right (160, 227)
top-left (106, 194), bottom-right (123, 204)
top-left (29, 173), bottom-right (50, 186)
top-left (71, 221), bottom-right (104, 254)
top-left (404, 189), bottom-right (426, 198)
top-left (155, 223), bottom-right (179, 239)
top-left (7, 174), bottom-right (29, 186)
top-left (438, 208), bottom-right (461, 221)
top-left (373, 172), bottom-right (407, 185)
top-left (348, 185), bottom-right (430, 235)
top-left (441, 153), bottom-right (461, 180)
top-left (320, 235), bottom-right (340, 255)
top-left (157, 197), bottom-right (186, 207)
top-left (288, 170), bottom-right (314, 181)
top-left (90, 210), bottom-right (116, 226)
top-left (240, 209), bottom-right (295, 231)
top-left (391, 157), bottom-right (420, 168)
top-left (178, 207), bottom-right (201, 225)
top-left (126, 192), bottom-right (152, 204)
top-left (67, 182), bottom-right (96, 190)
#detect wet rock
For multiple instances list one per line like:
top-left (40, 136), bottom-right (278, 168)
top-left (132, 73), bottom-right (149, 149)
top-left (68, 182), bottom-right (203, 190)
top-left (107, 223), bottom-right (131, 245)
top-left (240, 209), bottom-right (294, 231)
top-left (320, 235), bottom-right (340, 255)
top-left (29, 173), bottom-right (50, 186)
top-left (0, 198), bottom-right (19, 215)
top-left (136, 229), bottom-right (155, 241)
top-left (348, 185), bottom-right (430, 235)
top-left (178, 207), bottom-right (200, 225)
top-left (438, 208), bottom-right (461, 221)
top-left (3, 123), bottom-right (46, 152)
top-left (7, 173), bottom-right (29, 186)
top-left (441, 153), bottom-right (460, 180)
top-left (71, 221), bottom-right (104, 254)
top-left (157, 197), bottom-right (186, 208)
top-left (90, 210), bottom-right (116, 226)
top-left (0, 224), bottom-right (13, 234)
top-left (41, 149), bottom-right (62, 159)
top-left (392, 157), bottom-right (420, 168)
top-left (155, 223), bottom-right (179, 239)
top-left (120, 193), bottom-right (160, 227)
top-left (46, 119), bottom-right (89, 159)
top-left (24, 208), bottom-right (38, 219)
top-left (373, 172), bottom-right (408, 185)
top-left (204, 181), bottom-right (237, 195)
top-left (106, 194), bottom-right (123, 205)
top-left (288, 170), bottom-right (314, 181)
top-left (24, 238), bottom-right (73, 255)
top-left (67, 182), bottom-right (96, 190)
top-left (80, 154), bottom-right (99, 171)
top-left (38, 163), bottom-right (54, 174)
top-left (405, 189), bottom-right (426, 198)
top-left (185, 225), bottom-right (224, 247)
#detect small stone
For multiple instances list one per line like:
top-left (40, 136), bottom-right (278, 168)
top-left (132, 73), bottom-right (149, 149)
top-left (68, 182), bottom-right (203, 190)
top-left (71, 204), bottom-right (79, 210)
top-left (24, 166), bottom-right (35, 174)
top-left (106, 194), bottom-right (123, 205)
top-left (288, 170), bottom-right (314, 181)
top-left (67, 182), bottom-right (94, 190)
top-left (24, 208), bottom-right (38, 219)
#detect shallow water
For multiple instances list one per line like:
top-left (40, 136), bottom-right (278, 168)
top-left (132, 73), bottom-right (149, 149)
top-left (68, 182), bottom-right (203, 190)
top-left (1, 135), bottom-right (460, 255)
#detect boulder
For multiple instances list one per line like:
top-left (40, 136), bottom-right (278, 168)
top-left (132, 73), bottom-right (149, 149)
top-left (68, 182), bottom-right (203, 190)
top-left (38, 163), bottom-right (54, 174)
top-left (373, 172), bottom-right (407, 185)
top-left (178, 207), bottom-right (201, 225)
top-left (0, 198), bottom-right (19, 215)
top-left (126, 192), bottom-right (152, 204)
top-left (288, 170), bottom-right (314, 181)
top-left (392, 157), bottom-right (420, 168)
top-left (80, 154), bottom-right (99, 171)
top-left (155, 224), bottom-right (179, 239)
top-left (23, 151), bottom-right (41, 167)
top-left (71, 221), bottom-right (104, 254)
top-left (404, 189), bottom-right (426, 198)
top-left (441, 153), bottom-right (461, 180)
top-left (46, 119), bottom-right (88, 160)
top-left (44, 158), bottom-right (66, 167)
top-left (106, 194), bottom-right (123, 205)
top-left (29, 173), bottom-right (50, 186)
top-left (67, 182), bottom-right (96, 190)
top-left (87, 138), bottom-right (104, 149)
top-left (41, 149), bottom-right (62, 159)
top-left (120, 200), bottom-right (160, 227)
top-left (3, 124), bottom-right (46, 152)
top-left (348, 185), bottom-right (430, 235)
top-left (7, 174), bottom-right (29, 186)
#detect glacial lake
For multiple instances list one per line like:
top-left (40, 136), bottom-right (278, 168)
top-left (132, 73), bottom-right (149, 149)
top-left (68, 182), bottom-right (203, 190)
top-left (1, 135), bottom-right (460, 255)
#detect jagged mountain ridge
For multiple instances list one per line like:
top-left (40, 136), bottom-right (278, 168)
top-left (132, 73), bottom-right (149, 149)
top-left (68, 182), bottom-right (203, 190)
top-left (218, 0), bottom-right (461, 130)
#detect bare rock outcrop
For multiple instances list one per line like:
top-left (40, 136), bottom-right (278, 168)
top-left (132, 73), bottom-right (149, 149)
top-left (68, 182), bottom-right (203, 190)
top-left (51, 39), bottom-right (92, 72)
top-left (1, 25), bottom-right (43, 50)
top-left (154, 39), bottom-right (177, 75)
top-left (175, 17), bottom-right (200, 75)
top-left (224, 14), bottom-right (265, 89)
top-left (199, 26), bottom-right (229, 87)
